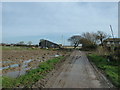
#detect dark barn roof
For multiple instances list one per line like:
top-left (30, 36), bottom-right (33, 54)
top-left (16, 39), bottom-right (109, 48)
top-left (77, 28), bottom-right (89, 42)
top-left (39, 40), bottom-right (60, 48)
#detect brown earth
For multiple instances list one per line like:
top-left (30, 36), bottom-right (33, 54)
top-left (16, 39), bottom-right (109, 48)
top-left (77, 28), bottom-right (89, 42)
top-left (33, 50), bottom-right (113, 88)
top-left (2, 49), bottom-right (68, 74)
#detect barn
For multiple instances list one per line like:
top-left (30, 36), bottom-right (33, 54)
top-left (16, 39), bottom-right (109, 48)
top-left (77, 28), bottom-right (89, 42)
top-left (39, 40), bottom-right (60, 48)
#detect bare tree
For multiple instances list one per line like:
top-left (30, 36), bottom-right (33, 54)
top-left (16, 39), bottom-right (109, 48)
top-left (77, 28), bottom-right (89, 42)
top-left (82, 32), bottom-right (98, 44)
top-left (96, 31), bottom-right (109, 46)
top-left (80, 38), bottom-right (93, 45)
top-left (68, 35), bottom-right (82, 49)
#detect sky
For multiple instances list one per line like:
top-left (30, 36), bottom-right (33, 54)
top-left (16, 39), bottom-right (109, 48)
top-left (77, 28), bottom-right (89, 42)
top-left (2, 2), bottom-right (118, 45)
top-left (0, 2), bottom-right (2, 43)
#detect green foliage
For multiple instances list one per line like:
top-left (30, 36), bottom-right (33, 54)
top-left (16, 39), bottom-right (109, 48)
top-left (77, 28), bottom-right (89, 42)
top-left (88, 54), bottom-right (119, 87)
top-left (2, 76), bottom-right (15, 88)
top-left (2, 56), bottom-right (64, 88)
top-left (80, 38), bottom-right (97, 51)
top-left (15, 71), bottom-right (44, 87)
top-left (104, 65), bottom-right (119, 87)
top-left (82, 44), bottom-right (97, 51)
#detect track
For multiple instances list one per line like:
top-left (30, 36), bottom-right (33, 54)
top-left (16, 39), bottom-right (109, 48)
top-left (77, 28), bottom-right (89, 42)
top-left (44, 50), bottom-right (112, 88)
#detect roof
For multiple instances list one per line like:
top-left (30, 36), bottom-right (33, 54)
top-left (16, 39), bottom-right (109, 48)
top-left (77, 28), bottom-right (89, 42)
top-left (104, 38), bottom-right (120, 42)
top-left (40, 40), bottom-right (59, 46)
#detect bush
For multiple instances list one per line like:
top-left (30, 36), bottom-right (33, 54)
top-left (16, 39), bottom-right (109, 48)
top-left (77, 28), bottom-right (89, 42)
top-left (82, 44), bottom-right (97, 51)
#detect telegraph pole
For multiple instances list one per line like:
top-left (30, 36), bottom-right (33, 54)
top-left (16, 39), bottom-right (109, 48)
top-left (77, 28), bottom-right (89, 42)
top-left (110, 25), bottom-right (115, 44)
top-left (110, 25), bottom-right (115, 52)
top-left (110, 25), bottom-right (114, 39)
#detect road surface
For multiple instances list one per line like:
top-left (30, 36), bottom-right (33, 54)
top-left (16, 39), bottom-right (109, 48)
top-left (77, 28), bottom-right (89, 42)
top-left (44, 50), bottom-right (111, 88)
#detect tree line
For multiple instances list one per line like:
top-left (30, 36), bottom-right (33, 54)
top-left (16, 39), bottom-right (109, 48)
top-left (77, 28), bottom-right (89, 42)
top-left (68, 31), bottom-right (109, 49)
top-left (17, 41), bottom-right (33, 45)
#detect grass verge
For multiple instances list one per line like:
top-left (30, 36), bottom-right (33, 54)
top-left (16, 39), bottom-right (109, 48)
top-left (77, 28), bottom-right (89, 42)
top-left (87, 54), bottom-right (120, 87)
top-left (2, 56), bottom-right (65, 88)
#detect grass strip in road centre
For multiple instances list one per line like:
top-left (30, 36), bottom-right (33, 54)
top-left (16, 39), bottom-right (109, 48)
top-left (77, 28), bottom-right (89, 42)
top-left (87, 54), bottom-right (120, 87)
top-left (2, 56), bottom-right (65, 88)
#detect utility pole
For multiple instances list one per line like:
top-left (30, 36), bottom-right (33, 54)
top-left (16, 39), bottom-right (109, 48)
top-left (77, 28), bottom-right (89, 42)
top-left (110, 25), bottom-right (115, 52)
top-left (110, 25), bottom-right (114, 39)
top-left (110, 25), bottom-right (115, 44)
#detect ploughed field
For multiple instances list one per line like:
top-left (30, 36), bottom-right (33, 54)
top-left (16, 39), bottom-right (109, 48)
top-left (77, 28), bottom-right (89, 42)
top-left (1, 47), bottom-right (68, 78)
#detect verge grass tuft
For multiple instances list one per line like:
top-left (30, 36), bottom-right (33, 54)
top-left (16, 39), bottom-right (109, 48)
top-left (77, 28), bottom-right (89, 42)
top-left (88, 54), bottom-right (119, 87)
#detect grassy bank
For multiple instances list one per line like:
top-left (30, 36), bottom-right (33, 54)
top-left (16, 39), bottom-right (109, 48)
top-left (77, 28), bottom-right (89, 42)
top-left (87, 54), bottom-right (119, 87)
top-left (2, 56), bottom-right (65, 88)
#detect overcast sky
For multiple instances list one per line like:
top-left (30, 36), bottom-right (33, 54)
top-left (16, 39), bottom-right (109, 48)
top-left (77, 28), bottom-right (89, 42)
top-left (2, 2), bottom-right (118, 45)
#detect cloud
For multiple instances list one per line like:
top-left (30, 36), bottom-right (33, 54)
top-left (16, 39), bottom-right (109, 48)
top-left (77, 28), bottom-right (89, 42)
top-left (2, 2), bottom-right (118, 44)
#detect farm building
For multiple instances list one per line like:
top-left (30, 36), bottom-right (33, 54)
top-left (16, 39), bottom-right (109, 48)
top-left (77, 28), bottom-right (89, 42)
top-left (39, 40), bottom-right (60, 48)
top-left (103, 38), bottom-right (120, 46)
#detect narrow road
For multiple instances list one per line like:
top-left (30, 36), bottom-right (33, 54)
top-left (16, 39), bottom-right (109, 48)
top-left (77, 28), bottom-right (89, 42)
top-left (45, 50), bottom-right (110, 88)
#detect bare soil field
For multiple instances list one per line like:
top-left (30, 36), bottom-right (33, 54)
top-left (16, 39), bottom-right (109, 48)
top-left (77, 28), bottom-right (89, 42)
top-left (1, 47), bottom-right (68, 77)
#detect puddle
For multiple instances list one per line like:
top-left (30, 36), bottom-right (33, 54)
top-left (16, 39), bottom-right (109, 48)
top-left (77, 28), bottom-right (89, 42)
top-left (2, 57), bottom-right (54, 78)
top-left (51, 54), bottom-right (60, 57)
top-left (0, 66), bottom-right (9, 70)
top-left (1, 64), bottom-right (19, 70)
top-left (23, 59), bottom-right (32, 64)
top-left (50, 54), bottom-right (61, 57)
top-left (10, 64), bottom-right (19, 68)
top-left (1, 59), bottom-right (33, 70)
top-left (3, 67), bottom-right (31, 78)
top-left (2, 59), bottom-right (34, 78)
top-left (55, 55), bottom-right (60, 57)
top-left (0, 61), bottom-right (13, 63)
top-left (4, 70), bottom-right (26, 78)
top-left (22, 64), bottom-right (28, 68)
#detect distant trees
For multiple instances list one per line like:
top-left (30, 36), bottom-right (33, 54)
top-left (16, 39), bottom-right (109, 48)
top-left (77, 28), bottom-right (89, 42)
top-left (68, 35), bottom-right (82, 49)
top-left (17, 41), bottom-right (33, 46)
top-left (82, 32), bottom-right (98, 44)
top-left (80, 38), bottom-right (97, 50)
top-left (17, 41), bottom-right (25, 45)
top-left (27, 41), bottom-right (32, 45)
top-left (68, 31), bottom-right (109, 50)
top-left (17, 41), bottom-right (34, 46)
top-left (82, 31), bottom-right (109, 46)
top-left (96, 31), bottom-right (109, 46)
